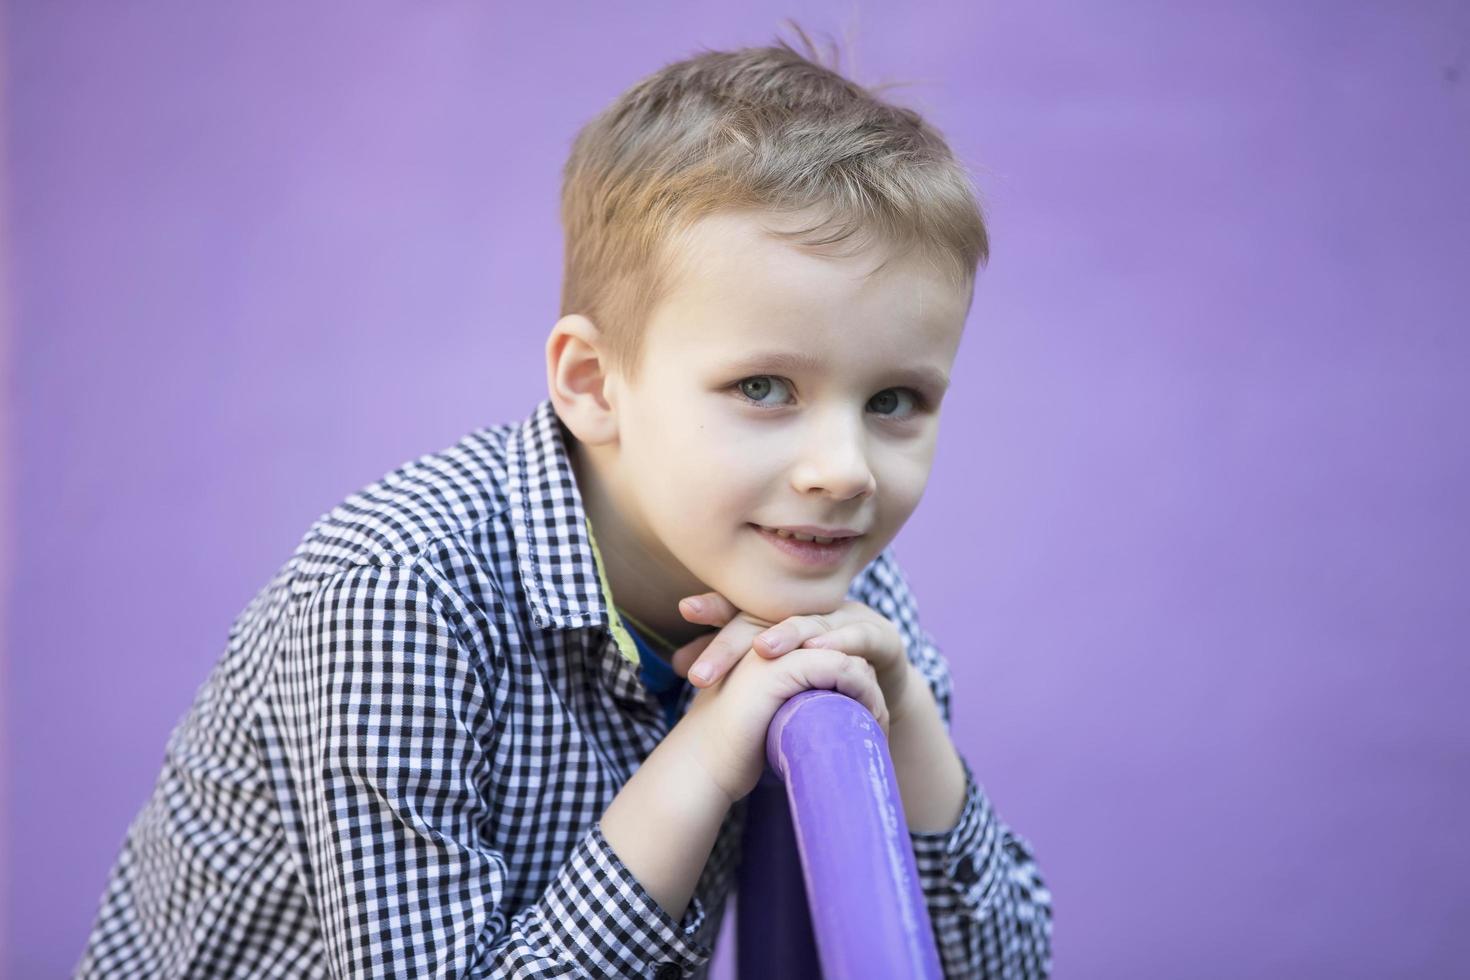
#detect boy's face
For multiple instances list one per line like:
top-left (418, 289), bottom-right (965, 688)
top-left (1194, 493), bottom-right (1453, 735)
top-left (596, 209), bottom-right (970, 626)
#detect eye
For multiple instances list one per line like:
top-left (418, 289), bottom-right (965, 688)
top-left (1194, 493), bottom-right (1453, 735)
top-left (730, 377), bottom-right (928, 418)
top-left (733, 376), bottom-right (794, 407)
top-left (867, 388), bottom-right (923, 419)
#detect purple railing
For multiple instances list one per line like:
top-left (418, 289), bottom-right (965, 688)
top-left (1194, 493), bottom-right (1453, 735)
top-left (735, 689), bottom-right (944, 979)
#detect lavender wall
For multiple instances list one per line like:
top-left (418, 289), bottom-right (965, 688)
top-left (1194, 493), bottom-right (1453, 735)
top-left (5, 2), bottom-right (1468, 977)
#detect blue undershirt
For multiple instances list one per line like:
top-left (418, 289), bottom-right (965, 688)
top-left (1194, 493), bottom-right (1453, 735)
top-left (622, 620), bottom-right (688, 731)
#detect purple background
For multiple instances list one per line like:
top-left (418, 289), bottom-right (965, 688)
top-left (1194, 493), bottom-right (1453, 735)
top-left (4, 2), bottom-right (1468, 977)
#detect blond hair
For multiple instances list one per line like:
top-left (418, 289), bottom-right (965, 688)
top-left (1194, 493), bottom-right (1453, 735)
top-left (558, 22), bottom-right (989, 381)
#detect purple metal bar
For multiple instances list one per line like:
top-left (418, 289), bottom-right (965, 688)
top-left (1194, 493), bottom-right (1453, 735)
top-left (735, 689), bottom-right (943, 980)
top-left (734, 766), bottom-right (822, 978)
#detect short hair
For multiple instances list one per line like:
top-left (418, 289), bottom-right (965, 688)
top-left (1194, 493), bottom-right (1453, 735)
top-left (558, 22), bottom-right (990, 381)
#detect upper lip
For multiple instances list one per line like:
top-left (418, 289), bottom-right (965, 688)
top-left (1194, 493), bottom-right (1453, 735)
top-left (753, 523), bottom-right (864, 539)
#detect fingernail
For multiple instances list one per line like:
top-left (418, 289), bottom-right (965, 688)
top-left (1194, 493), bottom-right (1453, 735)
top-left (682, 597), bottom-right (704, 613)
top-left (758, 631), bottom-right (784, 653)
top-left (690, 665), bottom-right (712, 683)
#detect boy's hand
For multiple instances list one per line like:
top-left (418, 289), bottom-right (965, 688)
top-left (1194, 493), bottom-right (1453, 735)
top-left (678, 643), bottom-right (891, 804)
top-left (671, 591), bottom-right (918, 726)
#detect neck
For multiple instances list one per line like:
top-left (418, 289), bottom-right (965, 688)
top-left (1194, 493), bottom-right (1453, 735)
top-left (567, 436), bottom-right (712, 648)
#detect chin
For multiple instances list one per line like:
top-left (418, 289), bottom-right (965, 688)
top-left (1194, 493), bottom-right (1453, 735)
top-left (727, 582), bottom-right (850, 624)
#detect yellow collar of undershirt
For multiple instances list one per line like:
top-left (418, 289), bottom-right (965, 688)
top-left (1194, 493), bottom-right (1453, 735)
top-left (584, 517), bottom-right (641, 666)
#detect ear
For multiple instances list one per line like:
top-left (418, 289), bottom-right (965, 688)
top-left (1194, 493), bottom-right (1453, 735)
top-left (546, 314), bottom-right (619, 446)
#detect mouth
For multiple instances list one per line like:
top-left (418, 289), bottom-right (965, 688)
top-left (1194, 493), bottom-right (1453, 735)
top-left (749, 523), bottom-right (862, 567)
top-left (749, 523), bottom-right (863, 544)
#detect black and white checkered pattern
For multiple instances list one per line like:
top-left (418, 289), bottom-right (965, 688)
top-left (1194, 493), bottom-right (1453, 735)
top-left (75, 397), bottom-right (1052, 978)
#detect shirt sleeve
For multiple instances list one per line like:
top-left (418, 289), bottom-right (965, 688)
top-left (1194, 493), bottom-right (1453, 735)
top-left (848, 549), bottom-right (1055, 980)
top-left (270, 558), bottom-right (713, 979)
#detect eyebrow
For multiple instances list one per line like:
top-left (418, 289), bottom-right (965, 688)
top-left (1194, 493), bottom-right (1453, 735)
top-left (720, 350), bottom-right (950, 395)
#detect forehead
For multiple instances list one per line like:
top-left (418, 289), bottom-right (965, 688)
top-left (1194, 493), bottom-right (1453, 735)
top-left (643, 209), bottom-right (970, 367)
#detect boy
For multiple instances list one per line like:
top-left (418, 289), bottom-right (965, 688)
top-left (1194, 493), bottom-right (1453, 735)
top-left (77, 30), bottom-right (1053, 980)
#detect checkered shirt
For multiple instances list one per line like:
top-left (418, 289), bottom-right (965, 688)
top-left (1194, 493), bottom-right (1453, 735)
top-left (74, 397), bottom-right (1053, 978)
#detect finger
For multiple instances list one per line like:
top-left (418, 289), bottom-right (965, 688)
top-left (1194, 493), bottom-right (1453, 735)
top-left (678, 592), bottom-right (741, 628)
top-left (799, 622), bottom-right (866, 651)
top-left (753, 611), bottom-right (837, 658)
top-left (669, 632), bottom-right (718, 680)
top-left (804, 620), bottom-right (910, 679)
top-left (832, 654), bottom-right (889, 732)
top-left (790, 649), bottom-right (888, 733)
top-left (681, 617), bottom-right (764, 687)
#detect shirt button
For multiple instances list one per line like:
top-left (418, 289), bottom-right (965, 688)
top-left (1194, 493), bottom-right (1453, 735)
top-left (653, 963), bottom-right (682, 980)
top-left (954, 855), bottom-right (980, 885)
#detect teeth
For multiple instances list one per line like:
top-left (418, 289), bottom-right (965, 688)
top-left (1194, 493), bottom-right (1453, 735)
top-left (765, 526), bottom-right (838, 545)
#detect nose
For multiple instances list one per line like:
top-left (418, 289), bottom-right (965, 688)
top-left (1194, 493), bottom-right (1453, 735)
top-left (790, 410), bottom-right (877, 501)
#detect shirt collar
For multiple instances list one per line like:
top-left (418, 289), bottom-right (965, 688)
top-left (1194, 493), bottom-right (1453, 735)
top-left (505, 397), bottom-right (640, 664)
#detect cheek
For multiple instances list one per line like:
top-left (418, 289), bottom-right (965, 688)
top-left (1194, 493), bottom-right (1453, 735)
top-left (636, 419), bottom-right (770, 536)
top-left (873, 449), bottom-right (932, 520)
top-left (674, 404), bottom-right (777, 477)
top-left (885, 471), bottom-right (927, 524)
